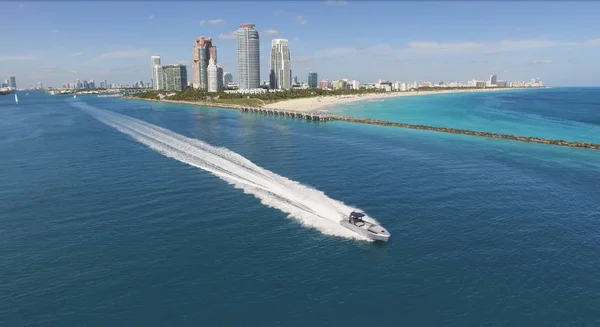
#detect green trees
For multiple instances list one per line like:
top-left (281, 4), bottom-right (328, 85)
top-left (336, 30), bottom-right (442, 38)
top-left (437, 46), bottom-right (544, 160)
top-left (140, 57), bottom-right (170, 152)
top-left (131, 87), bottom-right (388, 103)
top-left (129, 86), bottom-right (506, 104)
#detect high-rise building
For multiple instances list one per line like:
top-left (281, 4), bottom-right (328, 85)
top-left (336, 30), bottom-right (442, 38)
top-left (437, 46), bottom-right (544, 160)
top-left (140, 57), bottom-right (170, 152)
top-left (236, 24), bottom-right (260, 90)
top-left (293, 76), bottom-right (298, 85)
top-left (153, 65), bottom-right (164, 90)
top-left (223, 72), bottom-right (233, 85)
top-left (9, 76), bottom-right (16, 89)
top-left (207, 58), bottom-right (224, 92)
top-left (489, 74), bottom-right (498, 86)
top-left (269, 39), bottom-right (291, 90)
top-left (308, 72), bottom-right (318, 88)
top-left (217, 66), bottom-right (223, 91)
top-left (151, 56), bottom-right (161, 90)
top-left (193, 37), bottom-right (217, 90)
top-left (37, 82), bottom-right (43, 89)
top-left (161, 64), bottom-right (187, 91)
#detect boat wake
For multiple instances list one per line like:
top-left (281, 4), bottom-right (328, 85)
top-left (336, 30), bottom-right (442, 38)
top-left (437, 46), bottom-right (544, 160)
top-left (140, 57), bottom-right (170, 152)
top-left (72, 102), bottom-right (377, 241)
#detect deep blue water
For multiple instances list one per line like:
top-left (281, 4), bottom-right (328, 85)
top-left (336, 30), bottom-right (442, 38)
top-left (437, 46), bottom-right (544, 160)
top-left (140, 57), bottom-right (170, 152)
top-left (1, 89), bottom-right (600, 326)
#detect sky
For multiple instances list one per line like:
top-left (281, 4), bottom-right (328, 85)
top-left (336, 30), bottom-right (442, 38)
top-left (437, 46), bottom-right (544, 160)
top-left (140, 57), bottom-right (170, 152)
top-left (1, 1), bottom-right (600, 88)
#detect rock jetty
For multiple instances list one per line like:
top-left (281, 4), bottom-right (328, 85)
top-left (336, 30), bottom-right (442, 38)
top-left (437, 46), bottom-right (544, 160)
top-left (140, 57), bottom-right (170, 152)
top-left (334, 116), bottom-right (600, 150)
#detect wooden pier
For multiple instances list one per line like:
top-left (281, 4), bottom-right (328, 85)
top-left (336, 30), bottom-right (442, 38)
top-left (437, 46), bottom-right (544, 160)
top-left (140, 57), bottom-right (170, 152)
top-left (240, 106), bottom-right (334, 121)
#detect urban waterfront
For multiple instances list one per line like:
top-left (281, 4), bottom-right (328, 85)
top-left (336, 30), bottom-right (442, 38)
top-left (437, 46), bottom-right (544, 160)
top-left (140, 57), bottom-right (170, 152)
top-left (2, 89), bottom-right (600, 326)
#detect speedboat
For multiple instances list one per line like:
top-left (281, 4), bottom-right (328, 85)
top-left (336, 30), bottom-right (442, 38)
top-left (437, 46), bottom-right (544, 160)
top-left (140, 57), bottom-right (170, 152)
top-left (340, 211), bottom-right (390, 242)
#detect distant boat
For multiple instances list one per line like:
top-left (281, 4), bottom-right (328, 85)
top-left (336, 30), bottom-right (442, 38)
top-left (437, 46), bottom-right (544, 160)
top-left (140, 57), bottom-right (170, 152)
top-left (14, 94), bottom-right (18, 104)
top-left (73, 94), bottom-right (77, 98)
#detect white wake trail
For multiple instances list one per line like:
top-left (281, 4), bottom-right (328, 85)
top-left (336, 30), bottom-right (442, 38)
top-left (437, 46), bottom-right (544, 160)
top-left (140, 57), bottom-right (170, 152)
top-left (74, 102), bottom-right (377, 241)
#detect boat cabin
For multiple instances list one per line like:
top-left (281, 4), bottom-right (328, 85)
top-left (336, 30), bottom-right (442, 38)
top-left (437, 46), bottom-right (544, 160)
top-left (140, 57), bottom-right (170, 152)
top-left (349, 211), bottom-right (366, 225)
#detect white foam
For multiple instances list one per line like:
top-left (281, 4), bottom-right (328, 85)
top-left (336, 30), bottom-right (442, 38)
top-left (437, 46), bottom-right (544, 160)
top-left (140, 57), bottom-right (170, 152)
top-left (73, 102), bottom-right (377, 241)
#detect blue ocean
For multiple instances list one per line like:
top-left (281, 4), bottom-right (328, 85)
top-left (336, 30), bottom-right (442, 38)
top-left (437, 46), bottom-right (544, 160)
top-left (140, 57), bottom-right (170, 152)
top-left (1, 88), bottom-right (599, 326)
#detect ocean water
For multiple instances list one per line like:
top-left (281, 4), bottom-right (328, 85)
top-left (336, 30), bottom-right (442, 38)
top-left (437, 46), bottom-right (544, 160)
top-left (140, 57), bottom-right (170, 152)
top-left (1, 89), bottom-right (600, 326)
top-left (329, 88), bottom-right (600, 144)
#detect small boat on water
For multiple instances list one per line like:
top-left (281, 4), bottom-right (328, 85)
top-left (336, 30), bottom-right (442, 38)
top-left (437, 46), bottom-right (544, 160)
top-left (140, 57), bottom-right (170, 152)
top-left (73, 94), bottom-right (77, 98)
top-left (14, 94), bottom-right (18, 104)
top-left (340, 211), bottom-right (390, 242)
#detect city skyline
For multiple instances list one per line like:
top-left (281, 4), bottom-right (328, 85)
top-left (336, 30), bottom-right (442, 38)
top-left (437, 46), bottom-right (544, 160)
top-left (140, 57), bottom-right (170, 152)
top-left (2, 1), bottom-right (600, 87)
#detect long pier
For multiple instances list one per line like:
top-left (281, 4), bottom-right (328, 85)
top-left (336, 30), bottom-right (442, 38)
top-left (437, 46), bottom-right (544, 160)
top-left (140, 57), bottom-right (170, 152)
top-left (238, 106), bottom-right (600, 151)
top-left (240, 106), bottom-right (334, 121)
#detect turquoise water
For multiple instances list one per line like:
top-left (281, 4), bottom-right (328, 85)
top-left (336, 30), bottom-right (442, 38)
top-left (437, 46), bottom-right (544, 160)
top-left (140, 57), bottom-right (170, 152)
top-left (1, 90), bottom-right (600, 326)
top-left (329, 88), bottom-right (600, 143)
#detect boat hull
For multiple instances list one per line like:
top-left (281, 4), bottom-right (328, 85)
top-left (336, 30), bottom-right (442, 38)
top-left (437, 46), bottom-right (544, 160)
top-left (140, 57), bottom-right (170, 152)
top-left (340, 220), bottom-right (390, 242)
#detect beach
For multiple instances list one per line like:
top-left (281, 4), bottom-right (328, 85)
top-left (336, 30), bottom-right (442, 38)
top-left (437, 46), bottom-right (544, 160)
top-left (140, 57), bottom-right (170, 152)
top-left (263, 88), bottom-right (530, 112)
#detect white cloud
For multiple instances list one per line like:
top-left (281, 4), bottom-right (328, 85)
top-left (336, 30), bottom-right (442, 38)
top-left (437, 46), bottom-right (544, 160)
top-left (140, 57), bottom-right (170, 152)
top-left (264, 29), bottom-right (279, 35)
top-left (533, 59), bottom-right (552, 64)
top-left (296, 16), bottom-right (306, 25)
top-left (218, 31), bottom-right (237, 40)
top-left (404, 38), bottom-right (600, 55)
top-left (148, 14), bottom-right (154, 19)
top-left (50, 29), bottom-right (59, 33)
top-left (201, 19), bottom-right (223, 25)
top-left (326, 0), bottom-right (348, 5)
top-left (296, 37), bottom-right (600, 65)
top-left (0, 54), bottom-right (36, 61)
top-left (96, 48), bottom-right (149, 59)
top-left (71, 52), bottom-right (84, 57)
top-left (408, 41), bottom-right (482, 52)
top-left (219, 31), bottom-right (237, 40)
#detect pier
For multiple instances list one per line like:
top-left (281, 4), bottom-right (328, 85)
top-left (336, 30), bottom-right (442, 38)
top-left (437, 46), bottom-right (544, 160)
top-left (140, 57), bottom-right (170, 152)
top-left (240, 106), bottom-right (334, 121)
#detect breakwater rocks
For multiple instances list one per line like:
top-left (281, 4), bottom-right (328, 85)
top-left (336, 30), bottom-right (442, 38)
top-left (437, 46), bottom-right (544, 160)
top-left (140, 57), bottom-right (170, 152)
top-left (334, 116), bottom-right (600, 150)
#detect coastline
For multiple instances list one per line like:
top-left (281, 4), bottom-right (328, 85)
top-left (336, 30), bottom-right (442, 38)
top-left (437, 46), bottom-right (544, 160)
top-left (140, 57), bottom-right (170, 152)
top-left (125, 87), bottom-right (543, 113)
top-left (122, 97), bottom-right (246, 110)
top-left (263, 87), bottom-right (538, 112)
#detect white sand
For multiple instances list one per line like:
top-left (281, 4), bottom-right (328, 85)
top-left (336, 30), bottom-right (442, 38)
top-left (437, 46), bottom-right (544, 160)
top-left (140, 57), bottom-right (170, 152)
top-left (263, 88), bottom-right (526, 112)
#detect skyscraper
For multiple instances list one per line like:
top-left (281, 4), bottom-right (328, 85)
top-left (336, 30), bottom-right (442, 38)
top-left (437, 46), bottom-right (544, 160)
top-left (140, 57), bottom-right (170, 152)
top-left (193, 37), bottom-right (217, 90)
top-left (308, 72), bottom-right (318, 88)
top-left (269, 39), bottom-right (291, 90)
top-left (207, 58), bottom-right (224, 92)
top-left (236, 24), bottom-right (260, 90)
top-left (223, 72), bottom-right (233, 86)
top-left (9, 76), bottom-right (17, 89)
top-left (489, 74), bottom-right (498, 86)
top-left (151, 56), bottom-right (161, 90)
top-left (161, 64), bottom-right (188, 91)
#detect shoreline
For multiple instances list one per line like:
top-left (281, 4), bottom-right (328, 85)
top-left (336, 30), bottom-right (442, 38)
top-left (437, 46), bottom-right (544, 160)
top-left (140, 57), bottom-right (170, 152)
top-left (263, 87), bottom-right (541, 112)
top-left (125, 87), bottom-right (544, 113)
top-left (123, 97), bottom-right (246, 110)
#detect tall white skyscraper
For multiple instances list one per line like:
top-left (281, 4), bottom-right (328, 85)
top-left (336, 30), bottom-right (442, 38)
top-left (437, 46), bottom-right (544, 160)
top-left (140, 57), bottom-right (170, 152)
top-left (236, 24), bottom-right (260, 90)
top-left (269, 39), bottom-right (291, 90)
top-left (151, 56), bottom-right (161, 90)
top-left (207, 58), bottom-right (224, 92)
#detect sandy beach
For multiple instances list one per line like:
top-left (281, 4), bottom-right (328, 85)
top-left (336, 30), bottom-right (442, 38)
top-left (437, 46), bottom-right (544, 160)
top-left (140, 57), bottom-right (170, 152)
top-left (264, 88), bottom-right (530, 112)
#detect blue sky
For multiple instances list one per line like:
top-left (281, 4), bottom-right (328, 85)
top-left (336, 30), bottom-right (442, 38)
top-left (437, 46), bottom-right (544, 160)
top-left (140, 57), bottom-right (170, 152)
top-left (2, 1), bottom-right (600, 87)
